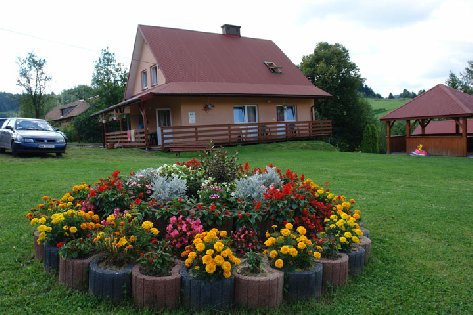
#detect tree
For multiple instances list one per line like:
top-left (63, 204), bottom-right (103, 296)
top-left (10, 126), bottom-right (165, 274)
top-left (359, 84), bottom-right (382, 98)
top-left (388, 93), bottom-right (394, 99)
top-left (91, 47), bottom-right (128, 109)
top-left (16, 52), bottom-right (52, 118)
top-left (446, 62), bottom-right (473, 95)
top-left (59, 85), bottom-right (95, 104)
top-left (361, 123), bottom-right (380, 153)
top-left (300, 42), bottom-right (374, 151)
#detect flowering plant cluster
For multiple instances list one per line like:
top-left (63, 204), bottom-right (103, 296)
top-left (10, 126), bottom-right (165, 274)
top-left (319, 210), bottom-right (363, 255)
top-left (231, 226), bottom-right (260, 257)
top-left (264, 223), bottom-right (321, 272)
top-left (93, 210), bottom-right (159, 267)
top-left (137, 240), bottom-right (175, 277)
top-left (165, 215), bottom-right (204, 254)
top-left (58, 235), bottom-right (96, 259)
top-left (181, 228), bottom-right (241, 279)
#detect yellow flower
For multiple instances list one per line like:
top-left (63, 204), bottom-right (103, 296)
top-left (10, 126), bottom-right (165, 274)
top-left (129, 235), bottom-right (137, 242)
top-left (141, 221), bottom-right (154, 230)
top-left (219, 231), bottom-right (227, 238)
top-left (330, 214), bottom-right (338, 221)
top-left (296, 226), bottom-right (306, 235)
top-left (281, 229), bottom-right (291, 236)
top-left (206, 249), bottom-right (215, 256)
top-left (214, 241), bottom-right (224, 252)
top-left (221, 248), bottom-right (232, 258)
top-left (150, 228), bottom-right (159, 235)
top-left (340, 236), bottom-right (347, 243)
top-left (106, 214), bottom-right (115, 223)
top-left (354, 229), bottom-right (363, 236)
top-left (188, 251), bottom-right (197, 260)
top-left (313, 252), bottom-right (321, 259)
top-left (69, 226), bottom-right (77, 233)
top-left (289, 247), bottom-right (298, 257)
top-left (344, 232), bottom-right (352, 238)
top-left (297, 242), bottom-right (306, 250)
top-left (269, 250), bottom-right (278, 258)
top-left (185, 258), bottom-right (192, 267)
top-left (352, 236), bottom-right (360, 243)
top-left (116, 236), bottom-right (127, 247)
top-left (223, 270), bottom-right (232, 278)
top-left (285, 223), bottom-right (293, 230)
top-left (30, 218), bottom-right (38, 225)
top-left (193, 237), bottom-right (203, 244)
top-left (274, 259), bottom-right (284, 269)
top-left (196, 242), bottom-right (205, 252)
top-left (37, 224), bottom-right (52, 233)
top-left (214, 255), bottom-right (224, 266)
top-left (205, 263), bottom-right (217, 274)
top-left (41, 195), bottom-right (49, 201)
top-left (202, 254), bottom-right (213, 265)
top-left (51, 213), bottom-right (65, 224)
top-left (280, 246), bottom-right (290, 255)
top-left (222, 261), bottom-right (231, 272)
top-left (264, 237), bottom-right (276, 247)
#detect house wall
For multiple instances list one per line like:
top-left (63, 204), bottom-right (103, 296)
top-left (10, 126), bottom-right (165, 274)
top-left (131, 41), bottom-right (166, 96)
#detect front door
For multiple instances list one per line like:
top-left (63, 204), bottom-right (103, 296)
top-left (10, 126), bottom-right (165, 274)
top-left (156, 109), bottom-right (171, 146)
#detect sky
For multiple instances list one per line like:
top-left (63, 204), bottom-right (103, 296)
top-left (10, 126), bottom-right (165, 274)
top-left (1, 0), bottom-right (472, 98)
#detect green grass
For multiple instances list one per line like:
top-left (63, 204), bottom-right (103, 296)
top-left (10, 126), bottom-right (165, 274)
top-left (1, 142), bottom-right (473, 314)
top-left (366, 98), bottom-right (410, 118)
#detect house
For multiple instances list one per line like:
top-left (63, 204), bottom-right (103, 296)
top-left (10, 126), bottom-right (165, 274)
top-left (93, 24), bottom-right (332, 150)
top-left (381, 84), bottom-right (473, 156)
top-left (45, 99), bottom-right (90, 127)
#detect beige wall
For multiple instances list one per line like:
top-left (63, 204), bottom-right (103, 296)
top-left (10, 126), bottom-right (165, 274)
top-left (128, 96), bottom-right (315, 130)
top-left (131, 42), bottom-right (166, 96)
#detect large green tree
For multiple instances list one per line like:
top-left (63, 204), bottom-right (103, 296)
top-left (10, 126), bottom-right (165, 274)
top-left (300, 42), bottom-right (373, 151)
top-left (59, 85), bottom-right (95, 104)
top-left (16, 52), bottom-right (52, 118)
top-left (447, 61), bottom-right (473, 94)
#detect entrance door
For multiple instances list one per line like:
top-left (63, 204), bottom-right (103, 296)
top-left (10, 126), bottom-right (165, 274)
top-left (156, 109), bottom-right (171, 146)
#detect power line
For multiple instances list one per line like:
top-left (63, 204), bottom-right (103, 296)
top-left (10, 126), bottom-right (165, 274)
top-left (0, 26), bottom-right (156, 66)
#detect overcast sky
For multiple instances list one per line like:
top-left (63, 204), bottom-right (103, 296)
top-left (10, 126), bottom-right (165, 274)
top-left (1, 0), bottom-right (472, 98)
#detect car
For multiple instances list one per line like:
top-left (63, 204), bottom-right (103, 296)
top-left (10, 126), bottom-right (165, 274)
top-left (0, 118), bottom-right (67, 156)
top-left (0, 118), bottom-right (6, 129)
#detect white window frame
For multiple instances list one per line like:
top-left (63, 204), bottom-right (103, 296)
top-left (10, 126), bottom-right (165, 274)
top-left (233, 105), bottom-right (258, 124)
top-left (150, 65), bottom-right (158, 86)
top-left (276, 105), bottom-right (296, 122)
top-left (141, 70), bottom-right (148, 90)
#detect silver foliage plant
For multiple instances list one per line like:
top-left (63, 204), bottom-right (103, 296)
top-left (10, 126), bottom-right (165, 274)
top-left (232, 166), bottom-right (282, 201)
top-left (151, 174), bottom-right (187, 201)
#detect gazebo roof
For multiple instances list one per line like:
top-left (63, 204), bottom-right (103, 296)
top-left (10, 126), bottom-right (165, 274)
top-left (381, 84), bottom-right (473, 121)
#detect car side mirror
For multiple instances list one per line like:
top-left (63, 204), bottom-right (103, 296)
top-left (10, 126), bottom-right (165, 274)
top-left (5, 126), bottom-right (13, 130)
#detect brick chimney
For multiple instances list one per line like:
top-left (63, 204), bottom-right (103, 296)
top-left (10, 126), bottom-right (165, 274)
top-left (221, 24), bottom-right (241, 37)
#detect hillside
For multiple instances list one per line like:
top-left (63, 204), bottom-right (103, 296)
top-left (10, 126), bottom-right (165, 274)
top-left (0, 92), bottom-right (20, 117)
top-left (366, 98), bottom-right (410, 118)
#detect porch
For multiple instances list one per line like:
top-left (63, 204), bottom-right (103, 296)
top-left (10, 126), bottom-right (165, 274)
top-left (103, 120), bottom-right (332, 150)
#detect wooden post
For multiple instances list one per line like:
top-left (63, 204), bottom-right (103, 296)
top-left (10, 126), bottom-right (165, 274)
top-left (454, 118), bottom-right (460, 134)
top-left (138, 103), bottom-right (148, 149)
top-left (462, 118), bottom-right (468, 156)
top-left (102, 117), bottom-right (107, 148)
top-left (405, 120), bottom-right (411, 137)
top-left (386, 121), bottom-right (392, 154)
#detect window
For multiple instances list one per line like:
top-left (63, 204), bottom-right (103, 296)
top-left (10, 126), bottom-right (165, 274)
top-left (264, 61), bottom-right (282, 73)
top-left (233, 105), bottom-right (257, 123)
top-left (141, 70), bottom-right (148, 90)
top-left (150, 65), bottom-right (158, 86)
top-left (276, 105), bottom-right (296, 122)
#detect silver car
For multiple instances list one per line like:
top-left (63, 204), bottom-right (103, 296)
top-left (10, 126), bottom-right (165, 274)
top-left (0, 118), bottom-right (67, 156)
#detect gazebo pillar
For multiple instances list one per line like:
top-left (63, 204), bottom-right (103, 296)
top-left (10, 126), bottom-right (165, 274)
top-left (138, 103), bottom-right (149, 149)
top-left (462, 118), bottom-right (468, 156)
top-left (405, 120), bottom-right (411, 137)
top-left (386, 121), bottom-right (392, 154)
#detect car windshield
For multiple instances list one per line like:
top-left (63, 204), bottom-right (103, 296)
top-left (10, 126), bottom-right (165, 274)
top-left (15, 119), bottom-right (54, 131)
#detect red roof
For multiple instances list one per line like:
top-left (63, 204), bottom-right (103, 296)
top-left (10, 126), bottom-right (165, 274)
top-left (412, 119), bottom-right (473, 135)
top-left (136, 25), bottom-right (330, 98)
top-left (381, 84), bottom-right (473, 121)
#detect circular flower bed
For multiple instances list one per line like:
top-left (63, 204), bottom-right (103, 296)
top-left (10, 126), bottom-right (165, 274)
top-left (26, 147), bottom-right (369, 310)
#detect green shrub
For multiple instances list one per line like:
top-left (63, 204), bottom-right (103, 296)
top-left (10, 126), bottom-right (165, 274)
top-left (361, 123), bottom-right (380, 153)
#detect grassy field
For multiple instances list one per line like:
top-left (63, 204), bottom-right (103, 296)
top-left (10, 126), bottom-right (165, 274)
top-left (366, 98), bottom-right (410, 118)
top-left (1, 142), bottom-right (472, 314)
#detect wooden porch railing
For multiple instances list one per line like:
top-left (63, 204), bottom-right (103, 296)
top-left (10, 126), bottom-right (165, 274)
top-left (104, 129), bottom-right (146, 148)
top-left (160, 120), bottom-right (332, 150)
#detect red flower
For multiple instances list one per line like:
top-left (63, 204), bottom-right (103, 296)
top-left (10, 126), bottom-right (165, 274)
top-left (112, 170), bottom-right (120, 178)
top-left (89, 189), bottom-right (97, 197)
top-left (56, 242), bottom-right (65, 248)
top-left (209, 203), bottom-right (217, 211)
top-left (134, 198), bottom-right (141, 205)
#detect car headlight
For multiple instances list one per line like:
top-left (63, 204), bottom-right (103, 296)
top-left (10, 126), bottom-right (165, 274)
top-left (57, 137), bottom-right (65, 143)
top-left (22, 138), bottom-right (34, 143)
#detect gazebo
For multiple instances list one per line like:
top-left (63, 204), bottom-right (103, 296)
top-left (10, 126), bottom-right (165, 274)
top-left (380, 84), bottom-right (473, 156)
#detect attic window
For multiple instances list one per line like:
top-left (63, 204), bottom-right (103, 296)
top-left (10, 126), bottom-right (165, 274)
top-left (264, 61), bottom-right (282, 74)
top-left (60, 106), bottom-right (75, 117)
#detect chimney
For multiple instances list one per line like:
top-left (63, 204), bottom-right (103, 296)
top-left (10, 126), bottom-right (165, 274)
top-left (221, 24), bottom-right (241, 37)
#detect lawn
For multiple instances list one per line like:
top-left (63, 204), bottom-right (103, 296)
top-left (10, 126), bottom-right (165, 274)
top-left (1, 142), bottom-right (472, 314)
top-left (366, 98), bottom-right (410, 118)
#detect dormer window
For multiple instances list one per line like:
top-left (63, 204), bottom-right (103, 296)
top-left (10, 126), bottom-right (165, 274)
top-left (150, 65), bottom-right (158, 86)
top-left (264, 61), bottom-right (282, 74)
top-left (141, 70), bottom-right (148, 90)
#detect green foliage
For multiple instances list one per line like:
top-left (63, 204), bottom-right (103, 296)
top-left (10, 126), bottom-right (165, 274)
top-left (16, 52), bottom-right (52, 118)
top-left (243, 250), bottom-right (263, 274)
top-left (58, 237), bottom-right (96, 259)
top-left (399, 88), bottom-right (417, 98)
top-left (388, 92), bottom-right (394, 99)
top-left (358, 84), bottom-right (382, 98)
top-left (72, 110), bottom-right (103, 143)
top-left (137, 243), bottom-right (175, 277)
top-left (361, 123), bottom-right (380, 153)
top-left (300, 42), bottom-right (375, 151)
top-left (0, 92), bottom-right (20, 115)
top-left (447, 61), bottom-right (473, 95)
top-left (91, 47), bottom-right (128, 110)
top-left (59, 85), bottom-right (96, 104)
top-left (200, 143), bottom-right (240, 183)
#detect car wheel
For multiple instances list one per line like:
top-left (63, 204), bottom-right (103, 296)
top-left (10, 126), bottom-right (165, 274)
top-left (56, 152), bottom-right (63, 157)
top-left (0, 147), bottom-right (5, 153)
top-left (11, 142), bottom-right (19, 157)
